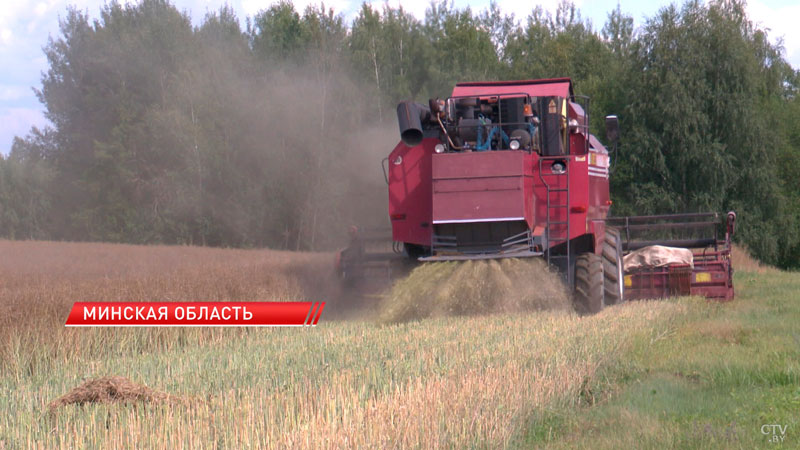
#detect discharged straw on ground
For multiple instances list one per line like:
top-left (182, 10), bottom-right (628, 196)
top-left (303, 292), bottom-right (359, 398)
top-left (379, 258), bottom-right (572, 323)
top-left (48, 376), bottom-right (182, 411)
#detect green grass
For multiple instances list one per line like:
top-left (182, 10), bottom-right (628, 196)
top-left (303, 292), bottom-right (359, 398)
top-left (518, 270), bottom-right (800, 449)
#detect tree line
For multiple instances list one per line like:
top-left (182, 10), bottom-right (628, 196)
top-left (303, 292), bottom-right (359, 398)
top-left (1, 0), bottom-right (798, 268)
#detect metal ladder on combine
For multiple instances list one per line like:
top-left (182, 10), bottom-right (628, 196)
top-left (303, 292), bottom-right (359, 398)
top-left (538, 156), bottom-right (572, 287)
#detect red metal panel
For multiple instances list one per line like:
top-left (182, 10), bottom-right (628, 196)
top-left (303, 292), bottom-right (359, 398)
top-left (532, 153), bottom-right (606, 249)
top-left (433, 188), bottom-right (525, 224)
top-left (431, 152), bottom-right (531, 226)
top-left (624, 261), bottom-right (734, 301)
top-left (432, 151), bottom-right (524, 178)
top-left (690, 258), bottom-right (735, 301)
top-left (569, 155), bottom-right (590, 239)
top-left (434, 176), bottom-right (520, 193)
top-left (587, 157), bottom-right (610, 224)
top-left (624, 266), bottom-right (688, 300)
top-left (451, 79), bottom-right (573, 99)
top-left (388, 139), bottom-right (434, 246)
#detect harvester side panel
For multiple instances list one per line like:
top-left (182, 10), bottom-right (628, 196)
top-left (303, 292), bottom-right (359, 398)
top-left (587, 150), bottom-right (612, 238)
top-left (532, 152), bottom-right (608, 250)
top-left (387, 139), bottom-right (434, 247)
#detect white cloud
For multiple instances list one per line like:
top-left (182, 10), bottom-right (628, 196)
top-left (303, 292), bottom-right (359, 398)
top-left (747, 0), bottom-right (800, 69)
top-left (0, 28), bottom-right (11, 45)
top-left (241, 0), bottom-right (268, 16)
top-left (0, 107), bottom-right (48, 153)
top-left (493, 0), bottom-right (585, 23)
top-left (293, 0), bottom-right (354, 16)
top-left (241, 0), bottom-right (354, 18)
top-left (0, 86), bottom-right (31, 102)
top-left (358, 1), bottom-right (590, 27)
top-left (34, 2), bottom-right (50, 17)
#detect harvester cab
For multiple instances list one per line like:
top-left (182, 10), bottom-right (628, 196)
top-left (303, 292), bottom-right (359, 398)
top-left (337, 77), bottom-right (735, 313)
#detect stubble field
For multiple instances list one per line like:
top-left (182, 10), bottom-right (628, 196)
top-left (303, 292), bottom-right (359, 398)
top-left (0, 239), bottom-right (796, 448)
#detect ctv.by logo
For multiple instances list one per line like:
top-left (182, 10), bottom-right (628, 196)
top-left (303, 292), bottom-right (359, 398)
top-left (761, 424), bottom-right (787, 443)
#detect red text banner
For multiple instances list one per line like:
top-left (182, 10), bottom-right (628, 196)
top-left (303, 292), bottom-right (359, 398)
top-left (64, 302), bottom-right (325, 327)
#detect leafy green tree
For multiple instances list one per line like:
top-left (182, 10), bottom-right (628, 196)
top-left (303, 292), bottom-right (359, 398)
top-left (616, 0), bottom-right (797, 264)
top-left (602, 3), bottom-right (633, 56)
top-left (251, 1), bottom-right (308, 62)
top-left (0, 132), bottom-right (55, 239)
top-left (3, 0), bottom-right (799, 267)
top-left (423, 1), bottom-right (499, 96)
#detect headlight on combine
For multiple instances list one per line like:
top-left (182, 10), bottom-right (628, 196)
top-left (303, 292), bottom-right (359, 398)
top-left (569, 118), bottom-right (580, 133)
top-left (509, 139), bottom-right (520, 150)
top-left (434, 143), bottom-right (445, 154)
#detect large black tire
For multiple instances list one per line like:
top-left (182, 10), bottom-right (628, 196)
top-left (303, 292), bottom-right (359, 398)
top-left (574, 252), bottom-right (604, 315)
top-left (602, 228), bottom-right (625, 305)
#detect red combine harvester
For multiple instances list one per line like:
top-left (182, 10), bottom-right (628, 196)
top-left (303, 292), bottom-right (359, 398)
top-left (337, 78), bottom-right (735, 311)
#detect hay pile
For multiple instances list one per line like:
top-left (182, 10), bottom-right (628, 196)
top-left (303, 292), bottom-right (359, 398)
top-left (48, 376), bottom-right (180, 410)
top-left (379, 258), bottom-right (571, 323)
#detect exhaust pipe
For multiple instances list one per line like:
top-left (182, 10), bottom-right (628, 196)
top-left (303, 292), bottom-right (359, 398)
top-left (397, 101), bottom-right (431, 147)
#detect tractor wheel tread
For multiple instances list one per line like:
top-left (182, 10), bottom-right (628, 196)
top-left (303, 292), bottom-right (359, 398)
top-left (573, 252), bottom-right (604, 315)
top-left (601, 246), bottom-right (617, 264)
top-left (603, 260), bottom-right (620, 282)
top-left (602, 228), bottom-right (625, 306)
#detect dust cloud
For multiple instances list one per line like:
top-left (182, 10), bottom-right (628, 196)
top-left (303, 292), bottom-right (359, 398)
top-left (165, 62), bottom-right (398, 250)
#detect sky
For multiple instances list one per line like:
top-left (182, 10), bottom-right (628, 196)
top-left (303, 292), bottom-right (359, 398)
top-left (1, 0), bottom-right (799, 154)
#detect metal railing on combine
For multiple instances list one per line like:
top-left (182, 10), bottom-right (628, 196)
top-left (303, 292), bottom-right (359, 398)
top-left (538, 156), bottom-right (571, 286)
top-left (605, 212), bottom-right (721, 251)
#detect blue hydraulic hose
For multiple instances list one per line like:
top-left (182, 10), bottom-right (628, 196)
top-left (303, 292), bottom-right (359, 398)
top-left (475, 126), bottom-right (510, 151)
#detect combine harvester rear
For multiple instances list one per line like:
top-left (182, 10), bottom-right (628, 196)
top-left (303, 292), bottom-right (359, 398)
top-left (336, 78), bottom-right (736, 312)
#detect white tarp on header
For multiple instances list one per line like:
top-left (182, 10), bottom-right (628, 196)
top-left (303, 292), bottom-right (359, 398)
top-left (623, 245), bottom-right (694, 271)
